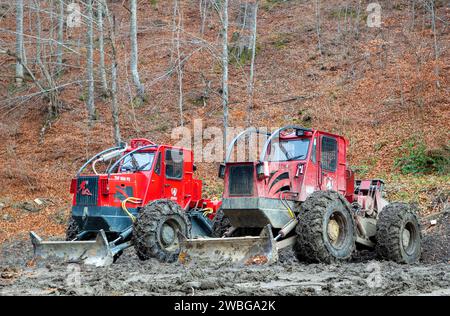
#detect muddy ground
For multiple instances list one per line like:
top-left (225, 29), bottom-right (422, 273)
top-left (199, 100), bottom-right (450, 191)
top-left (0, 211), bottom-right (449, 296)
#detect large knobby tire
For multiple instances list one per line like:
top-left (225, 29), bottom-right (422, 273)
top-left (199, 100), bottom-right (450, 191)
top-left (65, 217), bottom-right (80, 241)
top-left (132, 199), bottom-right (191, 263)
top-left (294, 191), bottom-right (356, 263)
top-left (211, 208), bottom-right (232, 237)
top-left (376, 202), bottom-right (421, 264)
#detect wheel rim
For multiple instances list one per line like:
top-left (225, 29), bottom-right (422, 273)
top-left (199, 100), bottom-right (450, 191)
top-left (326, 211), bottom-right (347, 249)
top-left (159, 219), bottom-right (180, 252)
top-left (402, 222), bottom-right (417, 255)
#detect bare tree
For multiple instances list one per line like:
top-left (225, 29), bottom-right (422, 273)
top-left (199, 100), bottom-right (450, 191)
top-left (315, 0), bottom-right (322, 55)
top-left (247, 1), bottom-right (258, 126)
top-left (218, 0), bottom-right (229, 152)
top-left (199, 0), bottom-right (209, 35)
top-left (86, 0), bottom-right (96, 122)
top-left (98, 0), bottom-right (109, 97)
top-left (15, 0), bottom-right (24, 87)
top-left (56, 0), bottom-right (64, 75)
top-left (411, 0), bottom-right (416, 29)
top-left (173, 0), bottom-right (184, 126)
top-left (32, 0), bottom-right (61, 138)
top-left (104, 0), bottom-right (121, 144)
top-left (426, 0), bottom-right (440, 88)
top-left (130, 0), bottom-right (145, 100)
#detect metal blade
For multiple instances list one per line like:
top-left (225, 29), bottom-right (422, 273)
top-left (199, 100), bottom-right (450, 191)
top-left (30, 230), bottom-right (114, 267)
top-left (178, 225), bottom-right (278, 265)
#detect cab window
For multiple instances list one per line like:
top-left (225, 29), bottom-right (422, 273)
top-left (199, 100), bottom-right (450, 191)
top-left (311, 137), bottom-right (317, 163)
top-left (321, 136), bottom-right (337, 171)
top-left (267, 139), bottom-right (310, 162)
top-left (165, 149), bottom-right (183, 179)
top-left (120, 152), bottom-right (155, 172)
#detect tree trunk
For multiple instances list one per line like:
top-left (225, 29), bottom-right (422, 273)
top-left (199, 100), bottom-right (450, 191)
top-left (315, 0), bottom-right (322, 55)
top-left (130, 0), bottom-right (145, 99)
top-left (222, 0), bottom-right (229, 153)
top-left (56, 0), bottom-right (64, 75)
top-left (247, 1), bottom-right (258, 126)
top-left (104, 1), bottom-right (121, 144)
top-left (15, 0), bottom-right (24, 87)
top-left (429, 0), bottom-right (440, 88)
top-left (98, 0), bottom-right (109, 97)
top-left (86, 0), bottom-right (96, 122)
top-left (174, 0), bottom-right (184, 126)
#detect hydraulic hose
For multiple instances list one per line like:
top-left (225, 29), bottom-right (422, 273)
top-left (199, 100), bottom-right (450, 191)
top-left (121, 197), bottom-right (142, 223)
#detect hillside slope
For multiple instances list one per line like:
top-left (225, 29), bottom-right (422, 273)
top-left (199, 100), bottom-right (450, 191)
top-left (0, 0), bottom-right (448, 242)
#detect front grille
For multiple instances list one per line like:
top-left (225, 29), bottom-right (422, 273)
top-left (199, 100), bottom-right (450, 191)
top-left (228, 165), bottom-right (254, 196)
top-left (76, 176), bottom-right (99, 206)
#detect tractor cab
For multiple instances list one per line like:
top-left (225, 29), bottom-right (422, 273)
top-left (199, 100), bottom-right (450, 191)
top-left (69, 138), bottom-right (215, 238)
top-left (219, 126), bottom-right (353, 229)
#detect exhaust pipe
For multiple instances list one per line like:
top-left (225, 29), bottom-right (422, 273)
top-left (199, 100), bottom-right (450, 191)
top-left (30, 230), bottom-right (114, 267)
top-left (178, 225), bottom-right (278, 265)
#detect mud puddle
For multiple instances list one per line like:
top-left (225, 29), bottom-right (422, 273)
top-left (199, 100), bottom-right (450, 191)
top-left (0, 236), bottom-right (448, 296)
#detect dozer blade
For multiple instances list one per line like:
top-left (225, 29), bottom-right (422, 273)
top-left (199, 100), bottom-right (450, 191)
top-left (178, 225), bottom-right (278, 265)
top-left (30, 230), bottom-right (114, 267)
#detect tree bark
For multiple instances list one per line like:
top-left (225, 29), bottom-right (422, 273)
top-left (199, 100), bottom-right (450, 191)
top-left (104, 1), bottom-right (121, 144)
top-left (174, 0), bottom-right (184, 126)
top-left (315, 0), bottom-right (322, 55)
top-left (15, 0), bottom-right (24, 87)
top-left (56, 0), bottom-right (64, 75)
top-left (86, 0), bottom-right (96, 122)
top-left (247, 1), bottom-right (258, 126)
top-left (98, 0), bottom-right (109, 97)
top-left (222, 0), bottom-right (229, 153)
top-left (130, 0), bottom-right (145, 99)
top-left (429, 0), bottom-right (440, 88)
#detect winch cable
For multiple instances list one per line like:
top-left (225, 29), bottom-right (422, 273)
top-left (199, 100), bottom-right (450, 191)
top-left (121, 197), bottom-right (142, 223)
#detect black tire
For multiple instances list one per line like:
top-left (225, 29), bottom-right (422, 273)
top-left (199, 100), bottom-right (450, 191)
top-left (212, 208), bottom-right (232, 237)
top-left (294, 191), bottom-right (356, 263)
top-left (376, 202), bottom-right (421, 264)
top-left (65, 217), bottom-right (80, 241)
top-left (132, 199), bottom-right (191, 262)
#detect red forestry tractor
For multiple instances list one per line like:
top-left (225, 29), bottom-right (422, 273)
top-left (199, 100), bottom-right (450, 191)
top-left (179, 125), bottom-right (422, 265)
top-left (30, 139), bottom-right (220, 266)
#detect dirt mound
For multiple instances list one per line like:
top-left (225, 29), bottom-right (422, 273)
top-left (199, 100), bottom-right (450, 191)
top-left (421, 209), bottom-right (450, 264)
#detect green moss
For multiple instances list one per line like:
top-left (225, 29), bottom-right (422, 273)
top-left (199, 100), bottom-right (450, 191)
top-left (228, 32), bottom-right (261, 66)
top-left (270, 33), bottom-right (293, 50)
top-left (149, 0), bottom-right (158, 9)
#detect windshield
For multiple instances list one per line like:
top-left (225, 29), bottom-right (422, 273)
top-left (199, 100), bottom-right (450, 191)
top-left (120, 152), bottom-right (155, 172)
top-left (266, 138), bottom-right (310, 162)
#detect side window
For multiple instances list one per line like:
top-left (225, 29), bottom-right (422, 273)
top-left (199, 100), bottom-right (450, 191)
top-left (165, 149), bottom-right (183, 179)
top-left (311, 137), bottom-right (317, 163)
top-left (321, 137), bottom-right (337, 171)
top-left (154, 152), bottom-right (161, 175)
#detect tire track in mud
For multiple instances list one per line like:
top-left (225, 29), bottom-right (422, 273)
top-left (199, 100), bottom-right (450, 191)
top-left (0, 240), bottom-right (449, 296)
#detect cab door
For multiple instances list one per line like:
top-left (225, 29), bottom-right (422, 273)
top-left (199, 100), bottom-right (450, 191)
top-left (162, 148), bottom-right (184, 204)
top-left (318, 135), bottom-right (338, 191)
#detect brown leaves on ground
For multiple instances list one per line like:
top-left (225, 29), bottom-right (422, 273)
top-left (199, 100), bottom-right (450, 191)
top-left (0, 1), bottom-right (448, 243)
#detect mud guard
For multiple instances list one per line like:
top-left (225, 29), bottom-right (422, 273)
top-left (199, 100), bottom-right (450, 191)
top-left (30, 230), bottom-right (114, 267)
top-left (178, 225), bottom-right (278, 265)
